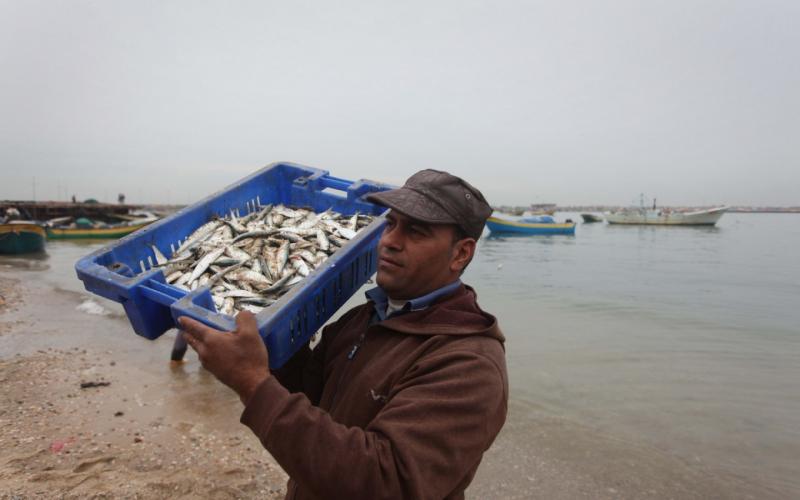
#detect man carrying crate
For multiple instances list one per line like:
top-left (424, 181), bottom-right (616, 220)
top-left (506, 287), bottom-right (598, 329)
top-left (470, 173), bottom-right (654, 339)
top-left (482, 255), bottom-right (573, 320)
top-left (179, 170), bottom-right (507, 500)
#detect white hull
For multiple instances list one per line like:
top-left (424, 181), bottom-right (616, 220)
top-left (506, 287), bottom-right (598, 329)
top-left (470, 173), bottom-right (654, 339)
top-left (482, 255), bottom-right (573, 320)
top-left (605, 206), bottom-right (727, 226)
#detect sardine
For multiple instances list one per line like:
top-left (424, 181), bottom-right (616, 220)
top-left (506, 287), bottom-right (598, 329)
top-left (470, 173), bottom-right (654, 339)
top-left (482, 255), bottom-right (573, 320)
top-left (259, 272), bottom-right (294, 294)
top-left (240, 304), bottom-right (265, 314)
top-left (151, 245), bottom-right (168, 266)
top-left (272, 241), bottom-right (289, 278)
top-left (315, 229), bottom-right (329, 251)
top-left (187, 247), bottom-right (226, 284)
top-left (220, 289), bottom-right (263, 299)
top-left (232, 229), bottom-right (277, 243)
top-left (176, 220), bottom-right (221, 254)
top-left (290, 255), bottom-right (310, 277)
top-left (225, 245), bottom-right (251, 262)
top-left (236, 297), bottom-right (276, 307)
top-left (166, 270), bottom-right (183, 283)
top-left (225, 268), bottom-right (272, 289)
top-left (208, 260), bottom-right (247, 285)
top-left (221, 297), bottom-right (235, 316)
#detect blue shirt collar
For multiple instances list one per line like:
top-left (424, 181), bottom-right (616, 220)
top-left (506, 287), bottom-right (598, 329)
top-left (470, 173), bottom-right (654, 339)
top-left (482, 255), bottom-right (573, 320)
top-left (365, 279), bottom-right (462, 321)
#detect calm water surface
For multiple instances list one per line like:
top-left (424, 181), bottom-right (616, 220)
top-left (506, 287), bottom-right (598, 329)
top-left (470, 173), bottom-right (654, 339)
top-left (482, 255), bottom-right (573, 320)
top-left (470, 213), bottom-right (800, 493)
top-left (3, 213), bottom-right (799, 494)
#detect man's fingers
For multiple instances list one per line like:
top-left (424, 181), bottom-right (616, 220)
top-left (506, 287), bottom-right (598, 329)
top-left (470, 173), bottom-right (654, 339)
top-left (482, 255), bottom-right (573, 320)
top-left (178, 316), bottom-right (225, 345)
top-left (235, 310), bottom-right (258, 335)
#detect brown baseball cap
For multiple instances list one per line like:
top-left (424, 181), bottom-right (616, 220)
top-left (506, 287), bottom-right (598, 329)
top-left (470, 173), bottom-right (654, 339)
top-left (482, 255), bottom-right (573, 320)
top-left (365, 169), bottom-right (493, 239)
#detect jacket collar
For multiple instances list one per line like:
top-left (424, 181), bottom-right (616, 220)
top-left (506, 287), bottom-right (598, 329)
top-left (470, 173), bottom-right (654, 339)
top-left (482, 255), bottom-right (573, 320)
top-left (365, 280), bottom-right (462, 321)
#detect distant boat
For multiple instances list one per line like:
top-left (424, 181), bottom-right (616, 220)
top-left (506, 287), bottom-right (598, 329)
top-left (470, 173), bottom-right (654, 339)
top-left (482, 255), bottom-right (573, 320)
top-left (486, 215), bottom-right (576, 235)
top-left (581, 213), bottom-right (603, 223)
top-left (0, 222), bottom-right (46, 254)
top-left (527, 203), bottom-right (557, 215)
top-left (605, 206), bottom-right (727, 226)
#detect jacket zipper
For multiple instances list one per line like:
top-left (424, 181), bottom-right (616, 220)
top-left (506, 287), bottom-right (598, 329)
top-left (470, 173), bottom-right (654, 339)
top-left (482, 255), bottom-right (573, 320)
top-left (330, 331), bottom-right (366, 407)
top-left (347, 332), bottom-right (366, 359)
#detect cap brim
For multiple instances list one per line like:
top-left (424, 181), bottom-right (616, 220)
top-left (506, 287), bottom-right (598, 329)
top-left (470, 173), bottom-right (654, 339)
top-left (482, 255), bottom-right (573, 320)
top-left (365, 188), bottom-right (456, 225)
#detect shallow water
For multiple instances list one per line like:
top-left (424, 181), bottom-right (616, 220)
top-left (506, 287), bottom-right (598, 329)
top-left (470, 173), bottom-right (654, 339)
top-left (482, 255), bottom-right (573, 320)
top-left (2, 213), bottom-right (799, 495)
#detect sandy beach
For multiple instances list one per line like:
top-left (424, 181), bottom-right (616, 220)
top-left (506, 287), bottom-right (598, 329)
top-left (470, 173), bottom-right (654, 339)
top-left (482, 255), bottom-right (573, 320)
top-left (0, 265), bottom-right (785, 499)
top-left (0, 274), bottom-right (288, 499)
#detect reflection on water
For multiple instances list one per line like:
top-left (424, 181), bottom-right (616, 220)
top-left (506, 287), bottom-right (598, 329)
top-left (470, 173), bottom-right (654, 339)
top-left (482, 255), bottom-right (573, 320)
top-left (0, 252), bottom-right (50, 271)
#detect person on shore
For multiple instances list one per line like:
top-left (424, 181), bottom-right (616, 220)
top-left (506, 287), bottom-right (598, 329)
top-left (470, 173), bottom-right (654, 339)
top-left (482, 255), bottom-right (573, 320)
top-left (179, 170), bottom-right (508, 500)
top-left (3, 207), bottom-right (21, 223)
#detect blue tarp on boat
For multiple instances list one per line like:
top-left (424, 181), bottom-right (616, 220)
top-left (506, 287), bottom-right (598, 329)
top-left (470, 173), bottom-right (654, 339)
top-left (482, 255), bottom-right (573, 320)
top-left (520, 215), bottom-right (555, 224)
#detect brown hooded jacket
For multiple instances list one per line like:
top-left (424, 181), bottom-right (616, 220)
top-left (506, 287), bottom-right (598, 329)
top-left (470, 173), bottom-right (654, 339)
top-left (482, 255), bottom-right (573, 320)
top-left (240, 284), bottom-right (508, 500)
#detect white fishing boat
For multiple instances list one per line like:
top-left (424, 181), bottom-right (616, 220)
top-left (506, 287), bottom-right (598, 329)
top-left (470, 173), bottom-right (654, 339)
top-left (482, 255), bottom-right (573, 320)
top-left (606, 199), bottom-right (727, 226)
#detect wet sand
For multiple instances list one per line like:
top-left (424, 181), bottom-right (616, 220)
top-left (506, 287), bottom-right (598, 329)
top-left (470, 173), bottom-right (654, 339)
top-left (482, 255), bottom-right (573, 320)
top-left (0, 271), bottom-right (786, 499)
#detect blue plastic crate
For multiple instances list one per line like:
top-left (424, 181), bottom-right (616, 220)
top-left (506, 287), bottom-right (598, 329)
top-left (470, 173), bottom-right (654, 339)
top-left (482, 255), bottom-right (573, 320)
top-left (75, 162), bottom-right (392, 368)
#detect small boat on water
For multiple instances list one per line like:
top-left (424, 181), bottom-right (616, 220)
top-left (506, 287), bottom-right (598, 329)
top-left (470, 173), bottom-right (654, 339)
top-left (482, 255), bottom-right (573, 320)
top-left (486, 215), bottom-right (576, 235)
top-left (0, 221), bottom-right (47, 254)
top-left (605, 206), bottom-right (727, 226)
top-left (45, 215), bottom-right (158, 240)
top-left (581, 213), bottom-right (603, 223)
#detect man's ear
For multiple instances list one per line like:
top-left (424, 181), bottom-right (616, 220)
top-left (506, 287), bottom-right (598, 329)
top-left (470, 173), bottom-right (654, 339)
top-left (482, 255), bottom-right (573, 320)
top-left (451, 238), bottom-right (476, 273)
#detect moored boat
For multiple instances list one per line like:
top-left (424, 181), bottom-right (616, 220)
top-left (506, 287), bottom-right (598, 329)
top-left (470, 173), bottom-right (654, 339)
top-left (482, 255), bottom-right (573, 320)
top-left (486, 216), bottom-right (576, 235)
top-left (45, 220), bottom-right (155, 240)
top-left (581, 213), bottom-right (603, 223)
top-left (605, 206), bottom-right (727, 226)
top-left (0, 222), bottom-right (47, 254)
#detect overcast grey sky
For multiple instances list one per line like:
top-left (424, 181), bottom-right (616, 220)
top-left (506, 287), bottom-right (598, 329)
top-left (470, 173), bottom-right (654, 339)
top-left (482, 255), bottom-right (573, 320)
top-left (1, 0), bottom-right (798, 206)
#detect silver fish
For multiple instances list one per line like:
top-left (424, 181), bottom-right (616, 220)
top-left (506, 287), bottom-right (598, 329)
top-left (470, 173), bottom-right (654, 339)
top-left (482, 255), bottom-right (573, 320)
top-left (271, 241), bottom-right (289, 278)
top-left (221, 297), bottom-right (235, 316)
top-left (259, 272), bottom-right (294, 294)
top-left (233, 229), bottom-right (277, 244)
top-left (166, 270), bottom-right (183, 283)
top-left (187, 247), bottom-right (226, 284)
top-left (225, 245), bottom-right (251, 262)
top-left (315, 229), bottom-right (329, 252)
top-left (176, 220), bottom-right (221, 254)
top-left (240, 304), bottom-right (265, 314)
top-left (225, 268), bottom-right (272, 289)
top-left (220, 289), bottom-right (263, 299)
top-left (290, 255), bottom-right (310, 277)
top-left (151, 245), bottom-right (168, 266)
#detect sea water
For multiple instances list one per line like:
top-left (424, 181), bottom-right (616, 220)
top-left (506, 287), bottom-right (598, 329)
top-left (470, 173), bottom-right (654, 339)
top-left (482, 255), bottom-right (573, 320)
top-left (468, 213), bottom-right (800, 494)
top-left (3, 213), bottom-right (798, 495)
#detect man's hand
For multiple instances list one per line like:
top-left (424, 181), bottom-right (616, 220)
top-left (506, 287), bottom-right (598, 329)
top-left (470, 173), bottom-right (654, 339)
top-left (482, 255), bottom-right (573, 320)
top-left (178, 311), bottom-right (270, 404)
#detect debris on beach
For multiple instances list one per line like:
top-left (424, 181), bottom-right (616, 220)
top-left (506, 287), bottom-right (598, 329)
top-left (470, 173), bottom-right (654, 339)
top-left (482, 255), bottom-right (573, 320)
top-left (49, 437), bottom-right (76, 453)
top-left (76, 298), bottom-right (110, 316)
top-left (80, 381), bottom-right (111, 389)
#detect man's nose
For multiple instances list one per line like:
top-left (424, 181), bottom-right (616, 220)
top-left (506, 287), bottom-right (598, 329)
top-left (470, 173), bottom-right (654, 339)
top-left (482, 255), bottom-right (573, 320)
top-left (380, 225), bottom-right (402, 251)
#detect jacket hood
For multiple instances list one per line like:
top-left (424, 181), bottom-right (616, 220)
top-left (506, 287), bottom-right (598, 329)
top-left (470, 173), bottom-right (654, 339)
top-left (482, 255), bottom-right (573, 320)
top-left (374, 284), bottom-right (504, 343)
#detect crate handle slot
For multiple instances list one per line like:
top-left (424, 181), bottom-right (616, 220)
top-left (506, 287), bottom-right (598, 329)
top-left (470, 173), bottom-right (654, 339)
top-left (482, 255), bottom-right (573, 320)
top-left (319, 175), bottom-right (352, 192)
top-left (139, 279), bottom-right (188, 307)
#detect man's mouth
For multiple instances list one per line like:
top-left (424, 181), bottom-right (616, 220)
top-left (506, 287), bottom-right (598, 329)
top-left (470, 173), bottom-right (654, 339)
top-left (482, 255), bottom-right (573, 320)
top-left (378, 256), bottom-right (403, 268)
